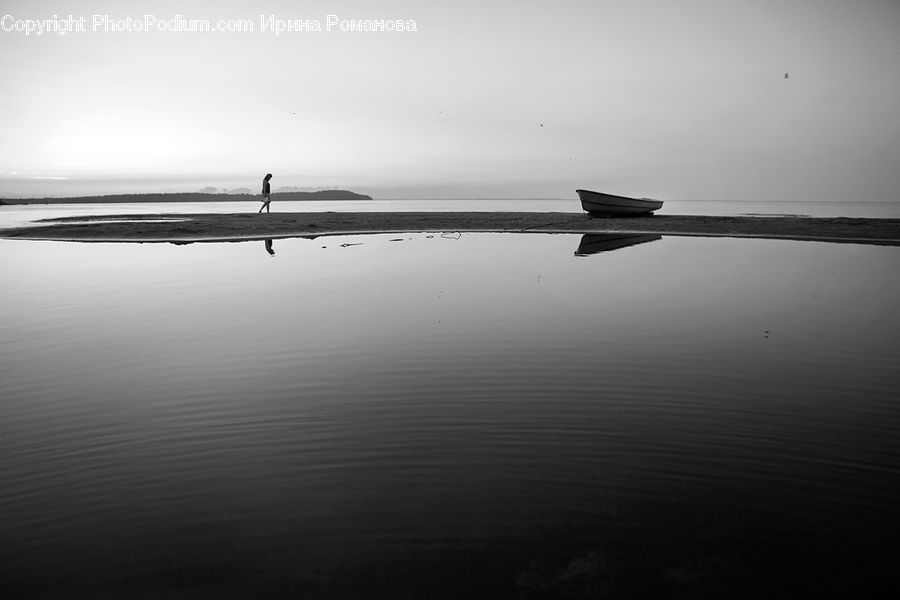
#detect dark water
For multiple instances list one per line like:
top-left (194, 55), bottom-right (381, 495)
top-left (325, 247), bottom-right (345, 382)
top-left (1, 233), bottom-right (899, 598)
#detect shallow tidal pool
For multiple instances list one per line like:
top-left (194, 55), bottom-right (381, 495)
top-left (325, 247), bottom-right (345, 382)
top-left (1, 232), bottom-right (899, 598)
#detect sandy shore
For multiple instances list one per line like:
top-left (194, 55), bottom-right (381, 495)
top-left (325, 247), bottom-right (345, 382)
top-left (2, 212), bottom-right (900, 245)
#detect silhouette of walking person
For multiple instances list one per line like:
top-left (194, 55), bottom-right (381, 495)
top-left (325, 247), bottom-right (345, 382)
top-left (264, 239), bottom-right (275, 255)
top-left (259, 173), bottom-right (273, 213)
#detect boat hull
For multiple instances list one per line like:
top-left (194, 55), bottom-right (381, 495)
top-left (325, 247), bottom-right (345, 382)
top-left (576, 189), bottom-right (663, 216)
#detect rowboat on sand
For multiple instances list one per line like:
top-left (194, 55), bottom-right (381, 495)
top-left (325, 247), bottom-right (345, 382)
top-left (576, 189), bottom-right (664, 216)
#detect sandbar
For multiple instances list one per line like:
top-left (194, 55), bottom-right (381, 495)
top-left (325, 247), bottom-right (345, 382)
top-left (2, 212), bottom-right (899, 245)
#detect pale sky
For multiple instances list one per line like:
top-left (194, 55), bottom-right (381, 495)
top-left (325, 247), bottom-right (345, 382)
top-left (1, 0), bottom-right (899, 201)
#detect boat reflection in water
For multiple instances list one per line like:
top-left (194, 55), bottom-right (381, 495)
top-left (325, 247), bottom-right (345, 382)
top-left (574, 233), bottom-right (662, 257)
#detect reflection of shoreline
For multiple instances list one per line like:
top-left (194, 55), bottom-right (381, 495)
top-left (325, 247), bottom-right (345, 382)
top-left (574, 233), bottom-right (662, 256)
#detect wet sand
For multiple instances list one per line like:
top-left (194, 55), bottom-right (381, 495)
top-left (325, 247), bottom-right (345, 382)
top-left (2, 212), bottom-right (900, 245)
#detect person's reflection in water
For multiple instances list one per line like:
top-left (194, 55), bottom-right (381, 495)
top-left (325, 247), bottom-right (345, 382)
top-left (264, 239), bottom-right (275, 256)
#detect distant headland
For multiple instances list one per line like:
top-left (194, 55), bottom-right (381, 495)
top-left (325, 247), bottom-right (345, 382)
top-left (0, 190), bottom-right (373, 204)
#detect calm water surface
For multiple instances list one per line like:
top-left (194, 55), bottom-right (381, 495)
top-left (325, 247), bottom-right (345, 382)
top-left (1, 233), bottom-right (899, 598)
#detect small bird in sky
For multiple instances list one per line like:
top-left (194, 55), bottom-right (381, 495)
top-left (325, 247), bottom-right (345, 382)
top-left (784, 73), bottom-right (789, 79)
